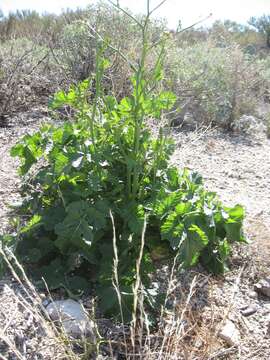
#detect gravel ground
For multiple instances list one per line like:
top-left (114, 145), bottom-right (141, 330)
top-left (0, 280), bottom-right (66, 360)
top-left (0, 112), bottom-right (270, 359)
top-left (0, 108), bottom-right (51, 234)
top-left (172, 127), bottom-right (270, 266)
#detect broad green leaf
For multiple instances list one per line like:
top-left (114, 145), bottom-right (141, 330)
top-left (118, 97), bottom-right (132, 114)
top-left (178, 221), bottom-right (209, 267)
top-left (155, 191), bottom-right (183, 218)
top-left (224, 204), bottom-right (244, 220)
top-left (42, 206), bottom-right (66, 231)
top-left (224, 221), bottom-right (245, 243)
top-left (53, 152), bottom-right (69, 174)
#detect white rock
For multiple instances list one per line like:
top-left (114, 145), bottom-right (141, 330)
top-left (249, 290), bottom-right (258, 300)
top-left (262, 303), bottom-right (270, 315)
top-left (46, 299), bottom-right (96, 340)
top-left (219, 320), bottom-right (240, 346)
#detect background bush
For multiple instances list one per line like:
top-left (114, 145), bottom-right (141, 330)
top-left (0, 1), bottom-right (269, 131)
top-left (0, 38), bottom-right (59, 118)
top-left (166, 40), bottom-right (267, 129)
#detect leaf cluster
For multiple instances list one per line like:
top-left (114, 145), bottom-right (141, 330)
top-left (5, 3), bottom-right (246, 319)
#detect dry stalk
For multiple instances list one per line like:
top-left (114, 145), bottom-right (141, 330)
top-left (110, 209), bottom-right (128, 359)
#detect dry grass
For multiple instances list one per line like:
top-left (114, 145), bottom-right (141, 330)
top-left (0, 247), bottom-right (83, 359)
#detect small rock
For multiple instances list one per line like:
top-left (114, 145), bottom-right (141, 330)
top-left (249, 291), bottom-right (258, 300)
top-left (254, 278), bottom-right (270, 298)
top-left (42, 298), bottom-right (50, 307)
top-left (262, 304), bottom-right (270, 315)
top-left (240, 305), bottom-right (258, 317)
top-left (219, 320), bottom-right (240, 346)
top-left (39, 293), bottom-right (46, 300)
top-left (194, 338), bottom-right (203, 349)
top-left (46, 299), bottom-right (96, 340)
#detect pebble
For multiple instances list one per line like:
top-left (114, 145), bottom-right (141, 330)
top-left (262, 304), bottom-right (270, 315)
top-left (219, 320), bottom-right (240, 346)
top-left (249, 290), bottom-right (258, 299)
top-left (46, 299), bottom-right (96, 340)
top-left (254, 278), bottom-right (270, 298)
top-left (240, 305), bottom-right (258, 317)
top-left (42, 299), bottom-right (50, 307)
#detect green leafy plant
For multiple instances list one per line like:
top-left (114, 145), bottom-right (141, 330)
top-left (6, 0), bottom-right (245, 318)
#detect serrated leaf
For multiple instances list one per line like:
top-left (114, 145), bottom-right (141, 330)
top-left (35, 258), bottom-right (66, 290)
top-left (155, 191), bottom-right (183, 217)
top-left (20, 146), bottom-right (38, 175)
top-left (54, 201), bottom-right (106, 257)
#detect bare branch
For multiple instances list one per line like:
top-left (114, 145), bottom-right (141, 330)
top-left (177, 13), bottom-right (213, 33)
top-left (149, 0), bottom-right (168, 17)
top-left (107, 0), bottom-right (143, 29)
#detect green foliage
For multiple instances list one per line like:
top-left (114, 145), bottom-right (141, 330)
top-left (7, 2), bottom-right (245, 319)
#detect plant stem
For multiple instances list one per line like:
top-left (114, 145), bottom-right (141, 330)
top-left (131, 17), bottom-right (149, 200)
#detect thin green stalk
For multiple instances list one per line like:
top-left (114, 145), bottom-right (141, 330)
top-left (88, 39), bottom-right (103, 151)
top-left (131, 19), bottom-right (149, 199)
top-left (153, 128), bottom-right (164, 186)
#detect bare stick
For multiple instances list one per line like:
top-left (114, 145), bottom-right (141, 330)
top-left (149, 0), bottom-right (168, 17)
top-left (107, 0), bottom-right (143, 29)
top-left (110, 210), bottom-right (128, 359)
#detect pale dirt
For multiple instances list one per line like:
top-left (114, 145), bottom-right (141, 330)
top-left (172, 128), bottom-right (270, 268)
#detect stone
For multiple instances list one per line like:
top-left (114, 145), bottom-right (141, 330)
top-left (219, 320), bottom-right (240, 346)
top-left (262, 303), bottom-right (270, 315)
top-left (42, 298), bottom-right (50, 307)
top-left (46, 299), bottom-right (96, 340)
top-left (254, 278), bottom-right (270, 298)
top-left (240, 305), bottom-right (258, 317)
top-left (249, 291), bottom-right (258, 300)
